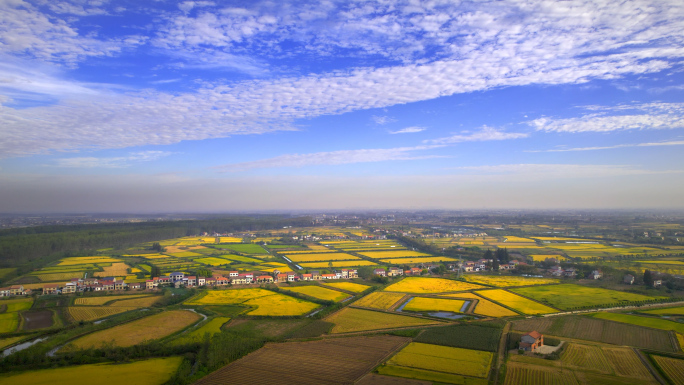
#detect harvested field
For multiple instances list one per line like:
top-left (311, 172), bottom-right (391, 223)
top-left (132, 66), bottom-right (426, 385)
top-left (22, 310), bottom-right (53, 330)
top-left (284, 252), bottom-right (361, 262)
top-left (0, 357), bottom-right (183, 385)
top-left (652, 355), bottom-right (684, 385)
top-left (441, 293), bottom-right (518, 317)
top-left (321, 281), bottom-right (370, 293)
top-left (353, 292), bottom-right (406, 310)
top-left (603, 347), bottom-right (654, 379)
top-left (75, 295), bottom-right (151, 306)
top-left (504, 362), bottom-right (579, 385)
top-left (512, 284), bottom-right (664, 310)
top-left (511, 316), bottom-right (676, 351)
top-left (193, 335), bottom-right (409, 385)
top-left (281, 286), bottom-right (350, 302)
top-left (356, 373), bottom-right (430, 385)
top-left (402, 297), bottom-right (466, 313)
top-left (476, 289), bottom-right (557, 315)
top-left (299, 260), bottom-right (377, 268)
top-left (326, 308), bottom-right (441, 333)
top-left (562, 343), bottom-right (613, 373)
top-left (67, 306), bottom-right (138, 322)
top-left (65, 310), bottom-right (200, 349)
top-left (384, 277), bottom-right (484, 293)
top-left (466, 275), bottom-right (558, 287)
top-left (94, 262), bottom-right (130, 277)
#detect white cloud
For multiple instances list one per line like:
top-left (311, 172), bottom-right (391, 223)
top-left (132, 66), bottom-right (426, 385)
top-left (531, 102), bottom-right (684, 133)
top-left (526, 140), bottom-right (684, 152)
top-left (216, 145), bottom-right (444, 172)
top-left (389, 126), bottom-right (425, 134)
top-left (426, 126), bottom-right (528, 144)
top-left (372, 115), bottom-right (396, 125)
top-left (53, 151), bottom-right (172, 168)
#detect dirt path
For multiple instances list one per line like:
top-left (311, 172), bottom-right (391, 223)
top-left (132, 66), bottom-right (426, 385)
top-left (635, 348), bottom-right (667, 385)
top-left (493, 321), bottom-right (511, 385)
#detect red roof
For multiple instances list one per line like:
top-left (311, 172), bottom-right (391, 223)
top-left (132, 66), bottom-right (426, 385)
top-left (524, 331), bottom-right (542, 339)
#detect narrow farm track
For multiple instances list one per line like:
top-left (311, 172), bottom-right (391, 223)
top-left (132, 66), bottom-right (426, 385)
top-left (635, 348), bottom-right (667, 385)
top-left (493, 321), bottom-right (511, 385)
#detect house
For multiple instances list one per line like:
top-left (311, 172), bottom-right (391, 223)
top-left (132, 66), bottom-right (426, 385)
top-left (43, 284), bottom-right (60, 295)
top-left (563, 268), bottom-right (577, 278)
top-left (321, 273), bottom-right (338, 280)
top-left (215, 276), bottom-right (229, 285)
top-left (286, 272), bottom-right (297, 282)
top-left (229, 271), bottom-right (239, 278)
top-left (410, 267), bottom-right (422, 275)
top-left (653, 279), bottom-right (663, 287)
top-left (8, 285), bottom-right (25, 296)
top-left (311, 271), bottom-right (322, 280)
top-left (373, 268), bottom-right (386, 277)
top-left (197, 277), bottom-right (206, 286)
top-left (347, 269), bottom-right (358, 278)
top-left (146, 280), bottom-right (155, 289)
top-left (276, 273), bottom-right (288, 283)
top-left (589, 270), bottom-right (602, 280)
top-left (339, 269), bottom-right (349, 279)
top-left (624, 274), bottom-right (635, 285)
top-left (256, 275), bottom-right (274, 284)
top-left (114, 280), bottom-right (126, 290)
top-left (301, 273), bottom-right (313, 281)
top-left (170, 272), bottom-right (185, 282)
top-left (520, 331), bottom-right (544, 352)
top-left (186, 276), bottom-right (197, 287)
top-left (62, 282), bottom-right (77, 294)
top-left (129, 282), bottom-right (142, 290)
top-left (388, 267), bottom-right (403, 277)
top-left (205, 277), bottom-right (216, 286)
top-left (548, 266), bottom-right (564, 277)
top-left (0, 287), bottom-right (10, 297)
top-left (99, 280), bottom-right (115, 290)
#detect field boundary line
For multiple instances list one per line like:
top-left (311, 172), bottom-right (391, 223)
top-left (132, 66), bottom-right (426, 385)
top-left (492, 321), bottom-right (510, 385)
top-left (635, 348), bottom-right (667, 385)
top-left (387, 294), bottom-right (411, 312)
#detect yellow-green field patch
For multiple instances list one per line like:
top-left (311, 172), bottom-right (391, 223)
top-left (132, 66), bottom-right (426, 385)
top-left (321, 281), bottom-right (370, 293)
top-left (384, 277), bottom-right (484, 293)
top-left (358, 250), bottom-right (432, 259)
top-left (402, 297), bottom-right (466, 313)
top-left (326, 307), bottom-right (441, 333)
top-left (476, 289), bottom-right (556, 315)
top-left (353, 292), bottom-right (406, 310)
top-left (299, 260), bottom-right (378, 268)
top-left (282, 286), bottom-right (350, 302)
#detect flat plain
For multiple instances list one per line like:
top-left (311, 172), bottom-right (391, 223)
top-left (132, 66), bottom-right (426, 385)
top-left (384, 277), bottom-right (484, 293)
top-left (511, 284), bottom-right (664, 310)
top-left (326, 307), bottom-right (441, 333)
top-left (476, 289), bottom-right (557, 315)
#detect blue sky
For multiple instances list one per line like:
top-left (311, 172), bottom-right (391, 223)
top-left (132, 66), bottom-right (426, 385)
top-left (1, 0), bottom-right (683, 212)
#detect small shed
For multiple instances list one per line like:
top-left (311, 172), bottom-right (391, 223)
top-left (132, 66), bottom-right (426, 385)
top-left (520, 331), bottom-right (544, 352)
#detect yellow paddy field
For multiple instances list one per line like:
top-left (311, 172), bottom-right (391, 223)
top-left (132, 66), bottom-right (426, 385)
top-left (379, 256), bottom-right (458, 264)
top-left (402, 297), bottom-right (466, 313)
top-left (58, 256), bottom-right (121, 266)
top-left (476, 289), bottom-right (557, 315)
top-left (74, 294), bottom-right (151, 306)
top-left (299, 261), bottom-right (378, 268)
top-left (321, 281), bottom-right (370, 293)
top-left (441, 293), bottom-right (517, 317)
top-left (282, 286), bottom-right (350, 302)
top-left (353, 292), bottom-right (406, 310)
top-left (186, 288), bottom-right (320, 316)
top-left (384, 277), bottom-right (484, 293)
top-left (285, 252), bottom-right (361, 262)
top-left (0, 357), bottom-right (183, 385)
top-left (326, 308), bottom-right (441, 333)
top-left (358, 250), bottom-right (432, 259)
top-left (465, 275), bottom-right (559, 287)
top-left (65, 310), bottom-right (200, 349)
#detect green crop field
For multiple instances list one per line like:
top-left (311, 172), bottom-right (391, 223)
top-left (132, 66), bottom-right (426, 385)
top-left (511, 284), bottom-right (663, 310)
top-left (212, 244), bottom-right (267, 254)
top-left (641, 306), bottom-right (684, 315)
top-left (592, 312), bottom-right (684, 334)
top-left (415, 324), bottom-right (502, 351)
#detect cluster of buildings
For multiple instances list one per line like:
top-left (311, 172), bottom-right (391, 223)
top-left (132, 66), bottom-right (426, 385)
top-left (0, 285), bottom-right (31, 297)
top-left (547, 266), bottom-right (602, 280)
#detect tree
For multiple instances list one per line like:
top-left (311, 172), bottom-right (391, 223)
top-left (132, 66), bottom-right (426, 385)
top-left (643, 269), bottom-right (654, 287)
top-left (492, 258), bottom-right (500, 271)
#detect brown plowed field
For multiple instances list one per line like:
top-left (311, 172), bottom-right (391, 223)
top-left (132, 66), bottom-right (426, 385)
top-left (194, 335), bottom-right (409, 385)
top-left (22, 310), bottom-right (53, 330)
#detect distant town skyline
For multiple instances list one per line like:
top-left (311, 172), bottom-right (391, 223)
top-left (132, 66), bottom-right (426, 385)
top-left (1, 0), bottom-right (683, 212)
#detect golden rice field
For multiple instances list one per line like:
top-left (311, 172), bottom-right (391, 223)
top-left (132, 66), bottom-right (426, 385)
top-left (282, 286), bottom-right (350, 302)
top-left (441, 293), bottom-right (517, 317)
top-left (185, 289), bottom-right (320, 316)
top-left (321, 281), bottom-right (370, 293)
top-left (219, 254), bottom-right (264, 263)
top-left (353, 292), bottom-right (406, 310)
top-left (378, 257), bottom-right (458, 264)
top-left (326, 308), bottom-right (441, 334)
top-left (466, 275), bottom-right (559, 287)
top-left (258, 265), bottom-right (294, 273)
top-left (529, 254), bottom-right (566, 261)
top-left (123, 253), bottom-right (168, 259)
top-left (75, 295), bottom-right (151, 306)
top-left (171, 317), bottom-right (230, 345)
top-left (358, 250), bottom-right (432, 259)
top-left (653, 355), bottom-right (684, 385)
top-left (384, 277), bottom-right (484, 293)
top-left (277, 249), bottom-right (336, 254)
top-left (504, 236), bottom-right (536, 243)
top-left (299, 261), bottom-right (378, 268)
top-left (36, 272), bottom-right (84, 281)
top-left (58, 256), bottom-right (122, 266)
top-left (194, 257), bottom-right (232, 266)
top-left (67, 306), bottom-right (138, 322)
top-left (94, 262), bottom-right (130, 277)
top-left (402, 297), bottom-right (466, 313)
top-left (109, 296), bottom-right (161, 307)
top-left (166, 251), bottom-right (204, 258)
top-left (65, 310), bottom-right (201, 349)
top-left (284, 252), bottom-right (361, 262)
top-left (219, 237), bottom-right (243, 243)
top-left (379, 342), bottom-right (493, 380)
top-left (0, 357), bottom-right (183, 385)
top-left (476, 289), bottom-right (557, 315)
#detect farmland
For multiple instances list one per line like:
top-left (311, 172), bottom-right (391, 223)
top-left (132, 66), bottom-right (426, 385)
top-left (512, 316), bottom-right (676, 351)
top-left (194, 335), bottom-right (409, 385)
top-left (299, 261), bottom-right (378, 268)
top-left (212, 244), bottom-right (267, 254)
top-left (74, 294), bottom-right (151, 306)
top-left (378, 257), bottom-right (458, 264)
top-left (378, 342), bottom-right (492, 383)
top-left (321, 281), bottom-right (370, 293)
top-left (641, 305), bottom-right (684, 315)
top-left (94, 262), bottom-right (130, 277)
top-left (67, 306), bottom-right (138, 322)
top-left (358, 251), bottom-right (432, 259)
top-left (442, 293), bottom-right (518, 317)
top-left (353, 292), bottom-right (406, 310)
top-left (284, 252), bottom-right (361, 262)
top-left (415, 324), bottom-right (502, 351)
top-left (281, 286), bottom-right (350, 302)
top-left (171, 317), bottom-right (230, 345)
top-left (503, 363), bottom-right (579, 385)
top-left (58, 256), bottom-right (121, 266)
top-left (166, 251), bottom-right (204, 258)
top-left (65, 310), bottom-right (201, 349)
top-left (476, 289), bottom-right (557, 314)
top-left (194, 257), bottom-right (232, 266)
top-left (35, 272), bottom-right (84, 281)
top-left (402, 297), bottom-right (466, 313)
top-left (593, 312), bottom-right (684, 333)
top-left (652, 355), bottom-right (684, 385)
top-left (511, 284), bottom-right (664, 310)
top-left (384, 277), bottom-right (484, 293)
top-left (0, 357), bottom-right (183, 385)
top-left (186, 288), bottom-right (320, 316)
top-left (0, 298), bottom-right (34, 333)
top-left (326, 308), bottom-right (441, 333)
top-left (466, 275), bottom-right (558, 287)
